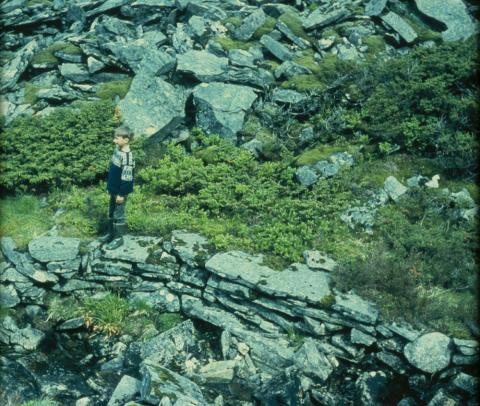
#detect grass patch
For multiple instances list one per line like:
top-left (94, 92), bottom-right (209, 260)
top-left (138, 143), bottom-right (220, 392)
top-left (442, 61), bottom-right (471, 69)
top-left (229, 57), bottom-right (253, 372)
top-left (279, 12), bottom-right (313, 42)
top-left (224, 16), bottom-right (243, 28)
top-left (293, 49), bottom-right (321, 74)
top-left (0, 194), bottom-right (54, 249)
top-left (294, 145), bottom-right (347, 166)
top-left (214, 36), bottom-right (256, 51)
top-left (251, 16), bottom-right (277, 40)
top-left (95, 78), bottom-right (132, 100)
top-left (281, 74), bottom-right (325, 92)
top-left (21, 400), bottom-right (58, 406)
top-left (32, 42), bottom-right (82, 66)
top-left (24, 83), bottom-right (47, 105)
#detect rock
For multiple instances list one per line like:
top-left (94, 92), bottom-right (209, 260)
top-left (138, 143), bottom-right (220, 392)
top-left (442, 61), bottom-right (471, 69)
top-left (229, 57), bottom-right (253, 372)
top-left (381, 12), bottom-right (418, 44)
top-left (58, 317), bottom-right (85, 331)
top-left (117, 71), bottom-right (187, 138)
top-left (329, 152), bottom-right (354, 167)
top-left (274, 60), bottom-right (312, 80)
top-left (52, 279), bottom-right (103, 292)
top-left (102, 235), bottom-right (162, 263)
top-left (376, 351), bottom-right (407, 374)
top-left (275, 21), bottom-right (310, 49)
top-left (404, 332), bottom-right (452, 373)
top-left (188, 15), bottom-right (207, 38)
top-left (234, 8), bottom-right (267, 41)
top-left (58, 63), bottom-right (91, 82)
top-left (313, 160), bottom-right (340, 178)
top-left (303, 250), bottom-right (337, 272)
top-left (140, 359), bottom-right (208, 405)
top-left (351, 328), bottom-right (376, 346)
top-left (199, 360), bottom-right (236, 383)
top-left (0, 284), bottom-right (20, 308)
top-left (333, 291), bottom-right (379, 325)
top-left (1, 39), bottom-right (38, 92)
top-left (260, 34), bottom-right (294, 61)
top-left (177, 50), bottom-right (228, 81)
top-left (341, 206), bottom-right (376, 232)
top-left (295, 166), bottom-right (318, 186)
top-left (365, 0), bottom-right (388, 16)
top-left (450, 188), bottom-right (475, 208)
top-left (272, 88), bottom-right (308, 104)
top-left (170, 230), bottom-right (213, 268)
top-left (425, 174), bottom-right (440, 188)
top-left (28, 237), bottom-right (80, 262)
top-left (36, 86), bottom-right (78, 102)
top-left (303, 8), bottom-right (351, 31)
top-left (87, 56), bottom-right (105, 74)
top-left (427, 389), bottom-right (459, 406)
top-left (387, 322), bottom-right (421, 341)
top-left (406, 175), bottom-right (430, 187)
top-left (258, 263), bottom-right (332, 305)
top-left (451, 373), bottom-right (477, 395)
top-left (192, 82), bottom-right (257, 139)
top-left (335, 43), bottom-right (362, 60)
top-left (355, 371), bottom-right (389, 406)
top-left (107, 375), bottom-right (141, 406)
top-left (0, 316), bottom-right (45, 351)
top-left (241, 138), bottom-right (263, 158)
top-left (129, 289), bottom-right (180, 312)
top-left (229, 49), bottom-right (257, 69)
top-left (384, 176), bottom-right (408, 202)
top-left (414, 0), bottom-right (476, 41)
top-left (293, 338), bottom-right (333, 382)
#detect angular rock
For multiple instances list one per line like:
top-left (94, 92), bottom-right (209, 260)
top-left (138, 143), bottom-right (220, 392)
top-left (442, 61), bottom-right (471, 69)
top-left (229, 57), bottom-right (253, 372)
top-left (293, 338), bottom-right (333, 382)
top-left (58, 63), bottom-right (91, 82)
top-left (199, 360), bottom-right (236, 383)
top-left (313, 160), bottom-right (340, 178)
top-left (177, 50), bottom-right (228, 81)
top-left (28, 237), bottom-right (80, 262)
top-left (229, 49), bottom-right (257, 69)
top-left (387, 322), bottom-right (421, 341)
top-left (0, 316), bottom-right (45, 351)
top-left (1, 39), bottom-right (38, 93)
top-left (58, 317), bottom-right (85, 331)
top-left (415, 0), bottom-right (476, 41)
top-left (0, 284), bottom-right (20, 308)
top-left (365, 0), bottom-right (388, 17)
top-left (192, 82), bottom-right (257, 139)
top-left (234, 8), bottom-right (267, 41)
top-left (351, 328), bottom-right (376, 346)
top-left (303, 8), bottom-right (350, 31)
top-left (303, 250), bottom-right (337, 271)
top-left (87, 56), bottom-right (105, 74)
top-left (272, 88), bottom-right (308, 104)
top-left (451, 373), bottom-right (477, 395)
top-left (276, 21), bottom-right (310, 49)
top-left (260, 34), bottom-right (294, 61)
top-left (384, 176), bottom-right (408, 202)
top-left (381, 12), bottom-right (418, 44)
top-left (355, 371), bottom-right (388, 406)
top-left (129, 289), bottom-right (180, 312)
top-left (376, 351), bottom-right (407, 374)
top-left (295, 166), bottom-right (318, 186)
top-left (341, 206), bottom-right (376, 232)
top-left (274, 60), bottom-right (312, 80)
top-left (426, 389), bottom-right (458, 406)
top-left (102, 235), bottom-right (162, 263)
top-left (332, 291), bottom-right (379, 325)
top-left (404, 332), bottom-right (452, 373)
top-left (118, 71), bottom-right (187, 138)
top-left (107, 375), bottom-right (141, 406)
top-left (170, 230), bottom-right (213, 268)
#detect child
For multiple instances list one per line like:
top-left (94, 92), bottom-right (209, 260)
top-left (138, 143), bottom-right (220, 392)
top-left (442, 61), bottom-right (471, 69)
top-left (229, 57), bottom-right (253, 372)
top-left (99, 125), bottom-right (135, 249)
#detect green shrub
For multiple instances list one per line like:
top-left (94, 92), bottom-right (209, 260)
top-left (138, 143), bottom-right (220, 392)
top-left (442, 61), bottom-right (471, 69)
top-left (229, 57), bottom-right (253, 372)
top-left (214, 36), bottom-right (255, 51)
top-left (0, 100), bottom-right (119, 193)
top-left (95, 79), bottom-right (132, 100)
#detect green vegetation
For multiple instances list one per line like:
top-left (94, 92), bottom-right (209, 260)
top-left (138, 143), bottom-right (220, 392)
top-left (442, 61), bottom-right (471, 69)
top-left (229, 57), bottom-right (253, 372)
top-left (26, 0), bottom-right (52, 6)
top-left (251, 16), bottom-right (277, 40)
top-left (23, 83), bottom-right (47, 105)
top-left (279, 12), bottom-right (312, 42)
top-left (214, 36), bottom-right (256, 51)
top-left (95, 79), bottom-right (132, 100)
top-left (0, 100), bottom-right (118, 193)
top-left (32, 42), bottom-right (82, 66)
top-left (46, 293), bottom-right (183, 337)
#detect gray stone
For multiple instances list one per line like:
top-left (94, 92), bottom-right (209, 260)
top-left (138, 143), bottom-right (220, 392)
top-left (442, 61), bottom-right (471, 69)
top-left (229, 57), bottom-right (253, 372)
top-left (260, 34), bottom-right (294, 61)
top-left (415, 0), bottom-right (476, 41)
top-left (241, 138), bottom-right (263, 158)
top-left (136, 261), bottom-right (178, 281)
top-left (87, 56), bottom-right (105, 74)
top-left (298, 126), bottom-right (317, 146)
top-left (170, 230), bottom-right (213, 268)
top-left (107, 375), bottom-right (141, 406)
top-left (58, 63), bottom-right (91, 82)
top-left (0, 316), bottom-right (45, 350)
top-left (355, 371), bottom-right (389, 406)
top-left (351, 328), bottom-right (376, 346)
top-left (272, 88), bottom-right (308, 104)
top-left (0, 284), bottom-right (20, 308)
top-left (330, 151), bottom-right (354, 167)
top-left (140, 359), bottom-right (208, 405)
top-left (452, 354), bottom-right (478, 365)
top-left (220, 66), bottom-right (274, 90)
top-left (85, 0), bottom-right (130, 17)
top-left (376, 351), bottom-right (407, 374)
top-left (205, 251), bottom-right (276, 288)
top-left (102, 235), bottom-right (162, 263)
top-left (384, 176), bottom-right (408, 202)
top-left (188, 15), bottom-right (207, 38)
top-left (404, 332), bottom-right (452, 373)
top-left (229, 49), bottom-right (257, 69)
top-left (303, 250), bottom-right (337, 271)
top-left (28, 237), bottom-right (80, 262)
top-left (52, 279), bottom-right (103, 292)
top-left (381, 12), bottom-right (418, 44)
top-left (387, 321), bottom-right (421, 341)
top-left (313, 160), bottom-right (340, 178)
top-left (234, 8), bottom-right (267, 41)
top-left (397, 398), bottom-right (418, 406)
top-left (118, 71), bottom-right (187, 138)
top-left (293, 338), bottom-right (333, 382)
top-left (274, 60), bottom-right (312, 80)
top-left (332, 291), bottom-right (379, 324)
top-left (178, 264), bottom-right (208, 287)
top-left (177, 50), bottom-right (228, 81)
top-left (199, 360), bottom-right (236, 383)
top-left (36, 86), bottom-right (78, 102)
top-left (1, 39), bottom-right (38, 92)
top-left (365, 0), bottom-right (388, 16)
top-left (426, 389), bottom-right (459, 406)
top-left (58, 317), bottom-right (85, 331)
top-left (406, 175), bottom-right (429, 188)
top-left (192, 82), bottom-right (257, 139)
top-left (295, 166), bottom-right (318, 186)
top-left (335, 43), bottom-right (362, 61)
top-left (275, 21), bottom-right (310, 49)
top-left (91, 259), bottom-right (132, 276)
top-left (0, 267), bottom-right (30, 283)
top-left (303, 8), bottom-right (351, 31)
top-left (451, 373), bottom-right (477, 395)
top-left (258, 263), bottom-right (332, 305)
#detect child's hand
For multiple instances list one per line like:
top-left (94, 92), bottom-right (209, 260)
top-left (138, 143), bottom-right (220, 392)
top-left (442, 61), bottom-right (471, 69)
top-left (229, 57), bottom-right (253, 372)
top-left (116, 195), bottom-right (125, 204)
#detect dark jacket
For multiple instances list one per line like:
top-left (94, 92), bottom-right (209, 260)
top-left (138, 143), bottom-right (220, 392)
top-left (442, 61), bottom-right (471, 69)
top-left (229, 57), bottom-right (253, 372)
top-left (107, 146), bottom-right (134, 196)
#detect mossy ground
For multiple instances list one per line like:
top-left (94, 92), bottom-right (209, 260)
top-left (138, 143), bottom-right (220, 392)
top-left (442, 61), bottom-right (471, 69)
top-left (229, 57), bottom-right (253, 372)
top-left (32, 42), bottom-right (82, 66)
top-left (95, 79), bottom-right (132, 100)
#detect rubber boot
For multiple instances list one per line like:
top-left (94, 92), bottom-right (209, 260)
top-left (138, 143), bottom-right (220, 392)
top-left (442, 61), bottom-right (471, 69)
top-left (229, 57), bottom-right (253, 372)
top-left (105, 223), bottom-right (127, 250)
top-left (98, 218), bottom-right (114, 244)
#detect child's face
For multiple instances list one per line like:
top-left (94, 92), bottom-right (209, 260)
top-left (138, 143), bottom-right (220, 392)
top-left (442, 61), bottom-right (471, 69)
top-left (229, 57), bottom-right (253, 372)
top-left (114, 133), bottom-right (129, 148)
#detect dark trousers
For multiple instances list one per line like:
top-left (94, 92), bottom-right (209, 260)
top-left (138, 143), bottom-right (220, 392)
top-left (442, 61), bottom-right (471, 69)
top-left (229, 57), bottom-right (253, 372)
top-left (108, 194), bottom-right (127, 224)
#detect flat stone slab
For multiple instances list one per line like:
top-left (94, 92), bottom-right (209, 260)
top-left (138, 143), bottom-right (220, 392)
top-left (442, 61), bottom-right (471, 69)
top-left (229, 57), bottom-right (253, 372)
top-left (28, 237), bottom-right (81, 262)
top-left (176, 50), bottom-right (228, 81)
top-left (332, 291), bottom-right (379, 325)
top-left (102, 235), bottom-right (162, 263)
top-left (404, 332), bottom-right (452, 373)
top-left (258, 263), bottom-right (332, 305)
top-left (0, 284), bottom-right (20, 308)
top-left (381, 12), bottom-right (418, 44)
top-left (205, 251), bottom-right (276, 288)
top-left (170, 230), bottom-right (213, 267)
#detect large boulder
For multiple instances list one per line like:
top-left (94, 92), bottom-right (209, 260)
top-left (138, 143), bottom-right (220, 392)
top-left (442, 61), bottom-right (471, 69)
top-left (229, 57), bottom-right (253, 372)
top-left (404, 332), bottom-right (452, 373)
top-left (414, 0), bottom-right (476, 41)
top-left (192, 82), bottom-right (257, 139)
top-left (117, 71), bottom-right (187, 138)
